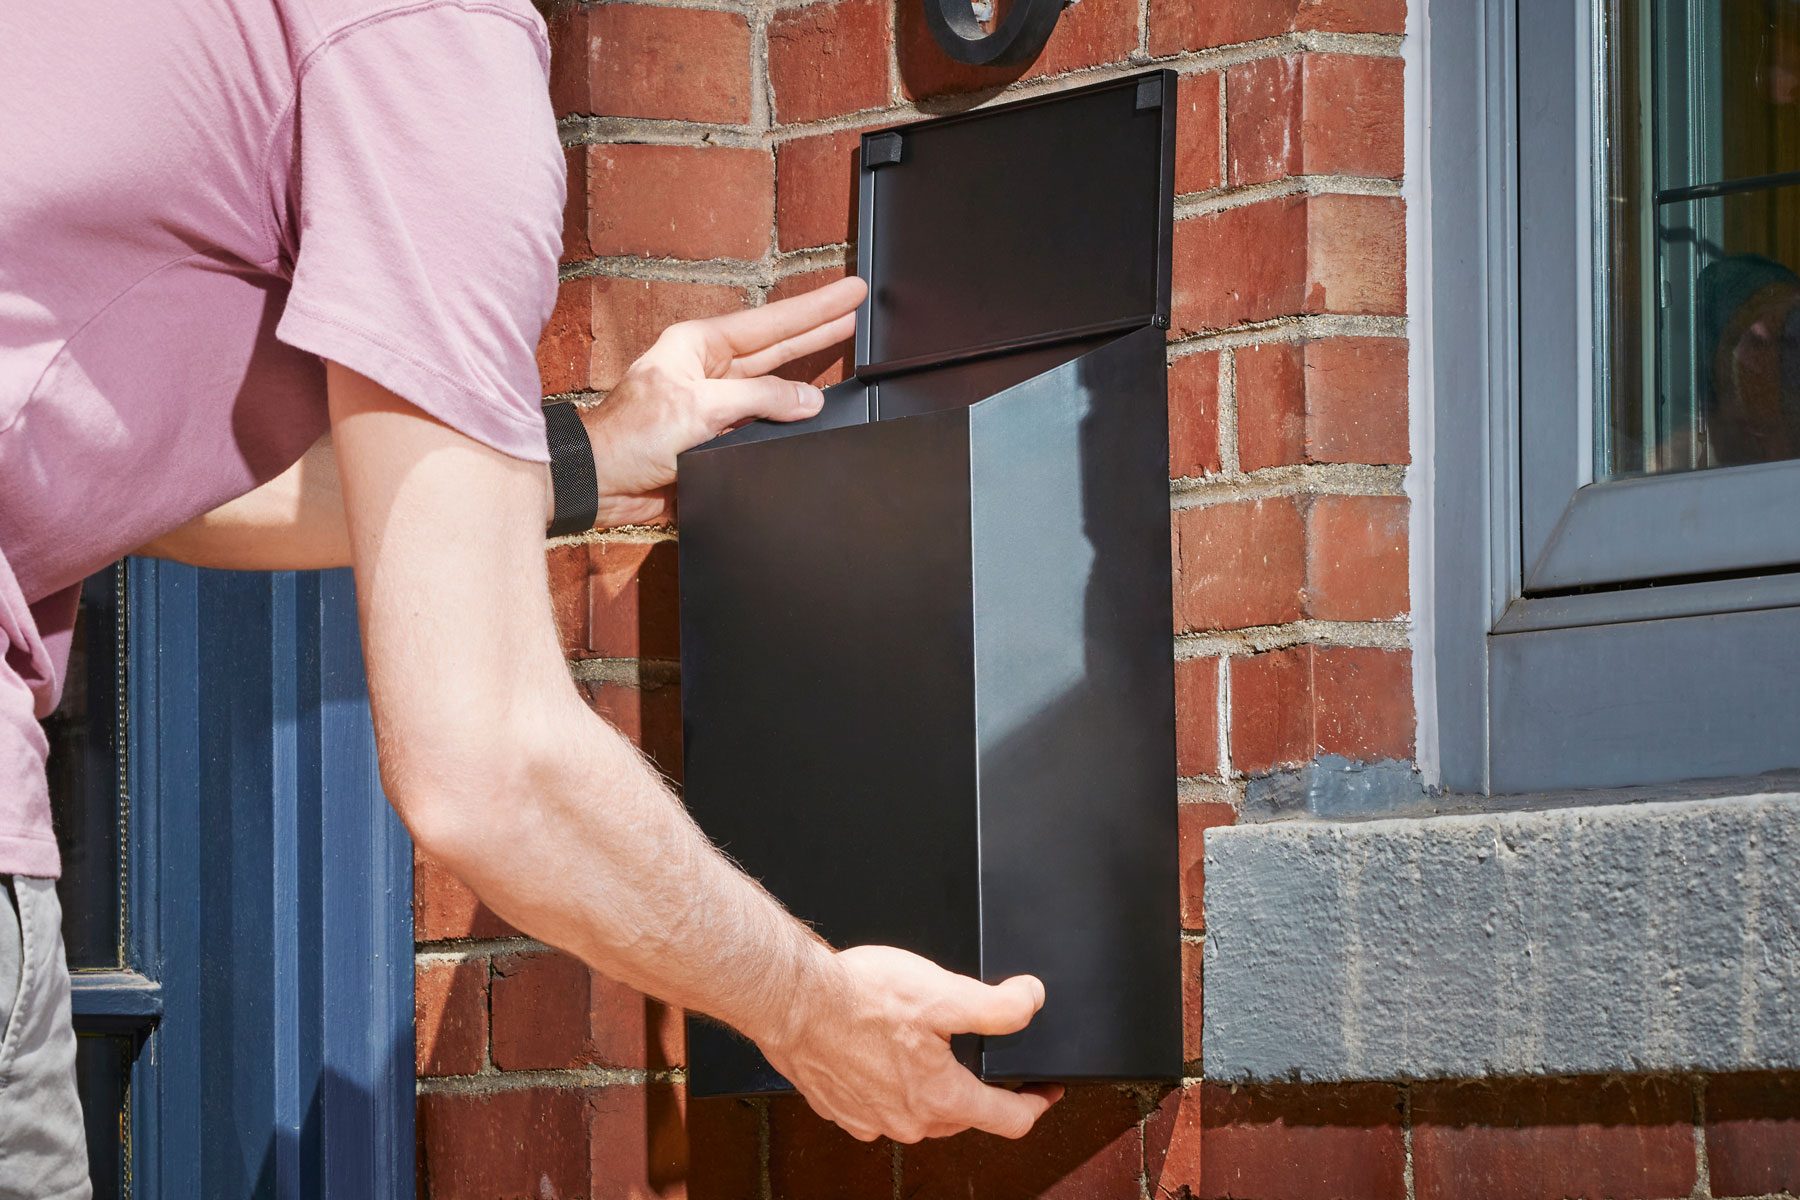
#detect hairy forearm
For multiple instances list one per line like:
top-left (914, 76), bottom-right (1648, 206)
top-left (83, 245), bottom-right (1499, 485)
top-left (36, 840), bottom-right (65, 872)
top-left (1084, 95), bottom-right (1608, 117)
top-left (425, 692), bottom-right (839, 1046)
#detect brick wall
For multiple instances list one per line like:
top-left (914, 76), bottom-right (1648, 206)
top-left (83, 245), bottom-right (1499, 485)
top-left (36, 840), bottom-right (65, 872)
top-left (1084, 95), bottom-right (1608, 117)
top-left (412, 1), bottom-right (1800, 1197)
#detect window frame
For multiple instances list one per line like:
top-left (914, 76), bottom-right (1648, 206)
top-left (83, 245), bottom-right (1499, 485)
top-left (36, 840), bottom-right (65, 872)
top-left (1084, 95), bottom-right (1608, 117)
top-left (1428, 0), bottom-right (1800, 794)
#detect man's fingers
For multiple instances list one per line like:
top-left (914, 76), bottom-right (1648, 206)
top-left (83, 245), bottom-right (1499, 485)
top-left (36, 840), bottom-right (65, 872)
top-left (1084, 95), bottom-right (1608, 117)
top-left (945, 1074), bottom-right (1059, 1140)
top-left (928, 973), bottom-right (1046, 1037)
top-left (701, 375), bottom-right (826, 431)
top-left (696, 276), bottom-right (868, 367)
top-left (725, 310), bottom-right (858, 379)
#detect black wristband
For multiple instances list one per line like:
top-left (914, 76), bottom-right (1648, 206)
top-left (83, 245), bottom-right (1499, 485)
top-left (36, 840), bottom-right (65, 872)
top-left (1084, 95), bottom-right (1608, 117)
top-left (544, 401), bottom-right (599, 537)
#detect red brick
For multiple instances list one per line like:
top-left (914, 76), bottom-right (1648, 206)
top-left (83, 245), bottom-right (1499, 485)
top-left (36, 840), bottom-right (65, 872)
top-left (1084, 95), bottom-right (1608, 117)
top-left (1312, 646), bottom-right (1412, 761)
top-left (579, 680), bottom-right (683, 783)
top-left (589, 276), bottom-right (747, 393)
top-left (1177, 801), bottom-right (1236, 928)
top-left (588, 144), bottom-right (773, 261)
top-left (903, 1085), bottom-right (1142, 1199)
top-left (490, 949), bottom-right (684, 1072)
top-left (1239, 339), bottom-right (1409, 470)
top-left (1169, 351), bottom-right (1221, 479)
top-left (1412, 1077), bottom-right (1696, 1200)
top-left (768, 1095), bottom-right (891, 1198)
top-left (547, 538), bottom-right (680, 660)
top-left (776, 126), bottom-right (865, 252)
top-left (1146, 1084), bottom-right (1202, 1198)
top-left (1175, 498), bottom-right (1306, 631)
top-left (1149, 0), bottom-right (1406, 56)
top-left (1176, 72), bottom-right (1224, 196)
top-left (1174, 657), bottom-right (1222, 778)
top-left (769, 0), bottom-right (890, 124)
top-left (563, 145), bottom-right (591, 263)
top-left (1198, 1083), bottom-right (1406, 1200)
top-left (539, 277), bottom-right (594, 396)
top-left (1302, 55), bottom-right (1405, 179)
top-left (1305, 337), bottom-right (1409, 465)
top-left (1705, 1072), bottom-right (1800, 1198)
top-left (688, 1093), bottom-right (767, 1200)
top-left (1305, 495), bottom-right (1408, 620)
top-left (414, 849), bottom-right (518, 942)
top-left (416, 957), bottom-right (488, 1077)
top-left (553, 5), bottom-right (752, 123)
top-left (1181, 941), bottom-right (1204, 1066)
top-left (1236, 342), bottom-right (1307, 471)
top-left (1227, 55), bottom-right (1303, 186)
top-left (767, 265), bottom-right (858, 388)
top-left (1307, 194), bottom-right (1406, 316)
top-left (1229, 646), bottom-right (1315, 774)
top-left (897, 0), bottom-right (1137, 101)
top-left (1173, 196), bottom-right (1308, 334)
top-left (577, 1085), bottom-right (761, 1200)
top-left (418, 1087), bottom-right (588, 1200)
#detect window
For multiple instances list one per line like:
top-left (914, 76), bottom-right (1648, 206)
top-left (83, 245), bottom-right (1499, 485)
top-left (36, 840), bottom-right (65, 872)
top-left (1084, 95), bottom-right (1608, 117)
top-left (1428, 0), bottom-right (1800, 793)
top-left (41, 561), bottom-right (415, 1197)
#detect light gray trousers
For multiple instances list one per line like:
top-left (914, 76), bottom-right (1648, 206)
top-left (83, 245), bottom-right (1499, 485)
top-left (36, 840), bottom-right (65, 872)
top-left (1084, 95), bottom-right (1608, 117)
top-left (0, 876), bottom-right (90, 1200)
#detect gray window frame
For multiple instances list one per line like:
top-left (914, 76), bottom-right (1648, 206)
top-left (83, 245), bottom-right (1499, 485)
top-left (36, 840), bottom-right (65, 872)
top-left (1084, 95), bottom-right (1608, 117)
top-left (1429, 0), bottom-right (1800, 794)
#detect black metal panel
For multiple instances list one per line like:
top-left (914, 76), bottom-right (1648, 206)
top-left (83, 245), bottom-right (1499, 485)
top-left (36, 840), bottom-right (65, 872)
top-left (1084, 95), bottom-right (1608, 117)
top-left (967, 326), bottom-right (1180, 1081)
top-left (678, 411), bottom-right (984, 1096)
top-left (856, 72), bottom-right (1175, 378)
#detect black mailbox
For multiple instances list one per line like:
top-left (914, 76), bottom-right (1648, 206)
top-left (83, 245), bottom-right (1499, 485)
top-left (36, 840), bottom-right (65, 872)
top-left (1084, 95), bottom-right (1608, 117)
top-left (677, 71), bottom-right (1181, 1096)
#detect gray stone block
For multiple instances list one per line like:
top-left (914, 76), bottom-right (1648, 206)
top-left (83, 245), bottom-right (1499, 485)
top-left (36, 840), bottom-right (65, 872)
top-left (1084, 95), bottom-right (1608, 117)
top-left (1202, 794), bottom-right (1800, 1082)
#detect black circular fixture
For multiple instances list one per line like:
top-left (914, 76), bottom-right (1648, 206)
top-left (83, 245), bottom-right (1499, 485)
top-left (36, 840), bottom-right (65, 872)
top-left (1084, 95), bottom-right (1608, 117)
top-left (923, 0), bottom-right (1068, 66)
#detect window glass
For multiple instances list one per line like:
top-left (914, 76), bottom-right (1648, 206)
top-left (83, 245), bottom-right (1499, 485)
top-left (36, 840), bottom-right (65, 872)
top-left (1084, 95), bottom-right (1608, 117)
top-left (1604, 1), bottom-right (1800, 477)
top-left (42, 567), bottom-right (126, 969)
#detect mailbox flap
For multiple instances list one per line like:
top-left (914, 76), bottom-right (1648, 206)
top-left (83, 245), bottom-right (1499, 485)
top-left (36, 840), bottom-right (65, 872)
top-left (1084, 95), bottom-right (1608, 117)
top-left (854, 70), bottom-right (1175, 380)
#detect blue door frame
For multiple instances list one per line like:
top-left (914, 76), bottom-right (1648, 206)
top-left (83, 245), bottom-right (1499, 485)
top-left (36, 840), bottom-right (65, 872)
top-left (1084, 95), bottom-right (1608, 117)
top-left (72, 561), bottom-right (415, 1197)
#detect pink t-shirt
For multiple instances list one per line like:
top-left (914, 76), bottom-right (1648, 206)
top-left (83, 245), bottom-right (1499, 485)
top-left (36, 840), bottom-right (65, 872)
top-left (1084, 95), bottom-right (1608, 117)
top-left (0, 0), bottom-right (566, 876)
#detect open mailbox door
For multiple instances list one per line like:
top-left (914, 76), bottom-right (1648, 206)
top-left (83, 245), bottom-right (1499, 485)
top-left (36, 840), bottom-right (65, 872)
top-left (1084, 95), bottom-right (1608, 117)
top-left (676, 71), bottom-right (1181, 1096)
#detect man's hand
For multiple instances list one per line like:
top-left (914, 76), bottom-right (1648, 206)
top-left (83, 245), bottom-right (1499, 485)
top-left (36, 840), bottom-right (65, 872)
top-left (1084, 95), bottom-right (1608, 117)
top-left (764, 947), bottom-right (1064, 1143)
top-left (578, 275), bottom-right (867, 526)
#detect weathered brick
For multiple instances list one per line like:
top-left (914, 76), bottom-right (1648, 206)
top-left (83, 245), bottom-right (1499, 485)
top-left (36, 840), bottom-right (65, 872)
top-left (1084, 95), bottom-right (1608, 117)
top-left (1173, 196), bottom-right (1309, 334)
top-left (562, 145), bottom-right (591, 263)
top-left (588, 144), bottom-right (773, 261)
top-left (553, 5), bottom-right (753, 124)
top-left (416, 957), bottom-right (488, 1077)
top-left (547, 538), bottom-right (680, 661)
top-left (538, 276), bottom-right (593, 396)
top-left (579, 680), bottom-right (683, 784)
top-left (1149, 0), bottom-right (1406, 56)
top-left (1181, 941), bottom-right (1204, 1066)
top-left (1227, 55), bottom-right (1304, 186)
top-left (1230, 646), bottom-right (1315, 775)
top-left (1235, 341), bottom-right (1307, 471)
top-left (1145, 1083), bottom-right (1202, 1198)
top-left (769, 0), bottom-right (890, 123)
top-left (1175, 498), bottom-right (1306, 631)
top-left (1195, 1083), bottom-right (1407, 1200)
top-left (418, 1087), bottom-right (588, 1200)
top-left (1307, 194), bottom-right (1406, 316)
top-left (588, 276), bottom-right (747, 393)
top-left (1305, 337), bottom-right (1409, 465)
top-left (688, 1094), bottom-right (767, 1200)
top-left (1305, 495), bottom-right (1408, 620)
top-left (768, 1096), bottom-right (891, 1199)
top-left (1227, 54), bottom-right (1404, 186)
top-left (414, 849), bottom-right (517, 942)
top-left (904, 1085), bottom-right (1142, 1199)
top-left (1169, 351), bottom-right (1221, 479)
top-left (1312, 646), bottom-right (1412, 762)
top-left (1704, 1072), bottom-right (1800, 1199)
top-left (1176, 72), bottom-right (1224, 196)
top-left (490, 949), bottom-right (684, 1072)
top-left (1174, 656), bottom-right (1222, 779)
top-left (1412, 1077), bottom-right (1696, 1200)
top-left (1177, 800), bottom-right (1236, 927)
top-left (776, 125), bottom-right (866, 253)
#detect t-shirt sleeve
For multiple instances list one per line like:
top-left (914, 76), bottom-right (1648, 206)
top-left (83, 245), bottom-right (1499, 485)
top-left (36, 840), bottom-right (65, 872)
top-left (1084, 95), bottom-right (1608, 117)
top-left (277, 2), bottom-right (563, 463)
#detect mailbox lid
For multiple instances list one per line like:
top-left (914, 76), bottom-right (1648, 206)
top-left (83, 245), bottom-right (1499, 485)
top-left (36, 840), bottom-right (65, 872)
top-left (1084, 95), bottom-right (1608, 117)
top-left (855, 70), bottom-right (1175, 379)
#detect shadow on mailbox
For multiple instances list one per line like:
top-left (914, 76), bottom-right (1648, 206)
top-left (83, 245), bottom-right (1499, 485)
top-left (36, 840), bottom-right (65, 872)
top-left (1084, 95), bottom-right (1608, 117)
top-left (677, 71), bottom-right (1182, 1096)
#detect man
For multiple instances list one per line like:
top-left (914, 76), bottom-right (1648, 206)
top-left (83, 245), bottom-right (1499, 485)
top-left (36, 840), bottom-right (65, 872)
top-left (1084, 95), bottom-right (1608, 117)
top-left (0, 0), bottom-right (1057, 1193)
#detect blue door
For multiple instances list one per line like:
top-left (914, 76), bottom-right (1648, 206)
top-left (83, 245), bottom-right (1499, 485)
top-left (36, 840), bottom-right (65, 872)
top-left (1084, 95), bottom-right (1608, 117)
top-left (42, 562), bottom-right (415, 1198)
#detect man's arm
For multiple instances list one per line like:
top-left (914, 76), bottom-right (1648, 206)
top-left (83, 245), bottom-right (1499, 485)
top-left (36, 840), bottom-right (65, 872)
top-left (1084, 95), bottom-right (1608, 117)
top-left (136, 435), bottom-right (352, 570)
top-left (327, 359), bottom-right (1058, 1144)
